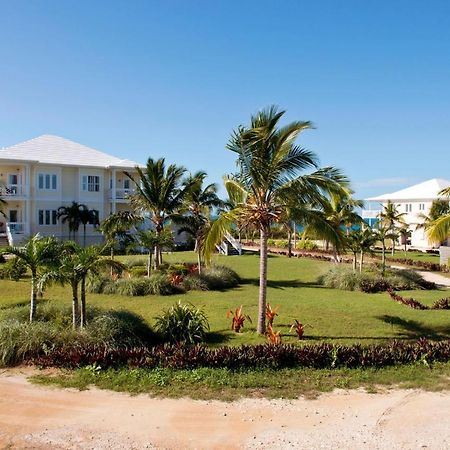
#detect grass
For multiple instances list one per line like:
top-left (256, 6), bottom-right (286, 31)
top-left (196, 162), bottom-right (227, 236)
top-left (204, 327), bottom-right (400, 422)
top-left (31, 362), bottom-right (450, 400)
top-left (0, 252), bottom-right (449, 346)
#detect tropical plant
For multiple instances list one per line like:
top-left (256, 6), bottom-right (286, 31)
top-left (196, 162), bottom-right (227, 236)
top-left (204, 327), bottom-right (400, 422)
top-left (398, 226), bottom-right (411, 252)
top-left (266, 324), bottom-right (281, 345)
top-left (204, 106), bottom-right (348, 334)
top-left (7, 235), bottom-right (59, 321)
top-left (227, 305), bottom-right (251, 332)
top-left (57, 201), bottom-right (87, 241)
top-left (379, 201), bottom-right (406, 255)
top-left (290, 320), bottom-right (307, 340)
top-left (154, 301), bottom-right (210, 344)
top-left (79, 206), bottom-right (99, 247)
top-left (422, 192), bottom-right (450, 245)
top-left (373, 223), bottom-right (398, 273)
top-left (137, 228), bottom-right (174, 275)
top-left (346, 227), bottom-right (376, 272)
top-left (172, 171), bottom-right (223, 273)
top-left (126, 158), bottom-right (197, 268)
top-left (99, 211), bottom-right (142, 271)
top-left (265, 303), bottom-right (279, 327)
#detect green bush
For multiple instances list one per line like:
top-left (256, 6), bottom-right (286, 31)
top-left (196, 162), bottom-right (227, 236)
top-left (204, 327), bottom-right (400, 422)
top-left (147, 273), bottom-right (176, 295)
top-left (296, 239), bottom-right (318, 251)
top-left (0, 257), bottom-right (27, 281)
top-left (182, 274), bottom-right (209, 291)
top-left (129, 266), bottom-right (148, 278)
top-left (123, 258), bottom-right (147, 268)
top-left (154, 301), bottom-right (209, 344)
top-left (201, 265), bottom-right (240, 290)
top-left (114, 279), bottom-right (152, 296)
top-left (319, 266), bottom-right (433, 293)
top-left (0, 304), bottom-right (158, 366)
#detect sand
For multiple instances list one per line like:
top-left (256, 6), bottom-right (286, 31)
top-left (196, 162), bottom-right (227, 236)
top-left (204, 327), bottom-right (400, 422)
top-left (0, 369), bottom-right (449, 449)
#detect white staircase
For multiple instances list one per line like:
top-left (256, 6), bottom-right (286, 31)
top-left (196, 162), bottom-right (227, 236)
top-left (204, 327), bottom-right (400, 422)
top-left (217, 232), bottom-right (242, 256)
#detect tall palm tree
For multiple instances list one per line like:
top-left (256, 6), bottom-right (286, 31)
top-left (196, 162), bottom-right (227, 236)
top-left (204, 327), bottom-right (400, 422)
top-left (346, 227), bottom-right (375, 272)
top-left (173, 172), bottom-right (223, 272)
top-left (79, 206), bottom-right (99, 247)
top-left (7, 234), bottom-right (59, 321)
top-left (373, 223), bottom-right (397, 274)
top-left (57, 201), bottom-right (87, 241)
top-left (427, 189), bottom-right (450, 245)
top-left (203, 106), bottom-right (348, 334)
top-left (126, 158), bottom-right (197, 268)
top-left (379, 200), bottom-right (406, 255)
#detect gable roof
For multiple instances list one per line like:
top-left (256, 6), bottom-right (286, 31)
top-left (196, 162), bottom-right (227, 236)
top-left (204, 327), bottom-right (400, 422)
top-left (367, 178), bottom-right (450, 202)
top-left (0, 134), bottom-right (143, 169)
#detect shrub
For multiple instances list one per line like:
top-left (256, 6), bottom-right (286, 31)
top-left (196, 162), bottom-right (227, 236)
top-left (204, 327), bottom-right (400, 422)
top-left (0, 253), bottom-right (5, 263)
top-left (201, 265), bottom-right (240, 290)
top-left (147, 273), bottom-right (177, 295)
top-left (0, 257), bottom-right (27, 281)
top-left (0, 304), bottom-right (158, 366)
top-left (182, 274), bottom-right (209, 291)
top-left (129, 266), bottom-right (148, 278)
top-left (154, 301), bottom-right (210, 344)
top-left (86, 274), bottom-right (111, 294)
top-left (32, 339), bottom-right (450, 370)
top-left (123, 258), bottom-right (147, 268)
top-left (432, 298), bottom-right (450, 310)
top-left (319, 266), bottom-right (435, 293)
top-left (296, 239), bottom-right (318, 251)
top-left (114, 279), bottom-right (152, 296)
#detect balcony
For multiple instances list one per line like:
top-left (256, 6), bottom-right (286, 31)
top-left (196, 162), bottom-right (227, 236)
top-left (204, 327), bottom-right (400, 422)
top-left (361, 210), bottom-right (381, 219)
top-left (0, 184), bottom-right (27, 197)
top-left (109, 188), bottom-right (135, 201)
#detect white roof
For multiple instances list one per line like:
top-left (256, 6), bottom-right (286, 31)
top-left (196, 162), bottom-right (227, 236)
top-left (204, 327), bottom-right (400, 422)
top-left (0, 134), bottom-right (143, 169)
top-left (367, 178), bottom-right (450, 202)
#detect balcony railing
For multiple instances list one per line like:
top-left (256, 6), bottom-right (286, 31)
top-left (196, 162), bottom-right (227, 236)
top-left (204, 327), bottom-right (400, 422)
top-left (361, 210), bottom-right (381, 219)
top-left (8, 222), bottom-right (25, 234)
top-left (0, 184), bottom-right (27, 197)
top-left (110, 188), bottom-right (135, 200)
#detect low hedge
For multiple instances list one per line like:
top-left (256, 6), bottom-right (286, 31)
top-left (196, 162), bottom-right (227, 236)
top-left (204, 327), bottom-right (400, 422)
top-left (31, 339), bottom-right (450, 370)
top-left (387, 290), bottom-right (450, 310)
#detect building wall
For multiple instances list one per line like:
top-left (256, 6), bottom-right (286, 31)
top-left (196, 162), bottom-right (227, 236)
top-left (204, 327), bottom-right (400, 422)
top-left (440, 246), bottom-right (450, 266)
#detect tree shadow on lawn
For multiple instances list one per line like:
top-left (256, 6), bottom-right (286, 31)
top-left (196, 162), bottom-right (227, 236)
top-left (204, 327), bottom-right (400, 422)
top-left (377, 315), bottom-right (450, 340)
top-left (240, 278), bottom-right (324, 289)
top-left (205, 330), bottom-right (232, 345)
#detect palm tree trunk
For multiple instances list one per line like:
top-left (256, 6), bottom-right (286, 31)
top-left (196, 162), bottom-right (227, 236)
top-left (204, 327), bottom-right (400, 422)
top-left (287, 228), bottom-right (292, 258)
top-left (391, 239), bottom-right (395, 256)
top-left (147, 251), bottom-right (152, 277)
top-left (382, 243), bottom-right (386, 275)
top-left (83, 224), bottom-right (87, 248)
top-left (353, 253), bottom-right (357, 272)
top-left (257, 226), bottom-right (268, 335)
top-left (71, 281), bottom-right (79, 329)
top-left (29, 271), bottom-right (37, 322)
top-left (359, 250), bottom-right (364, 273)
top-left (80, 276), bottom-right (86, 328)
top-left (197, 250), bottom-right (202, 275)
top-left (110, 247), bottom-right (115, 278)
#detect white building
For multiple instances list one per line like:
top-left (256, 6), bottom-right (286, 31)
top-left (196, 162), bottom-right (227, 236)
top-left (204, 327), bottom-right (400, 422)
top-left (363, 178), bottom-right (450, 249)
top-left (0, 135), bottom-right (142, 246)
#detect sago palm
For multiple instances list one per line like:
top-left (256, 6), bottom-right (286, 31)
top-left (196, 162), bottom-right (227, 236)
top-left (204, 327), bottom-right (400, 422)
top-left (203, 106), bottom-right (348, 334)
top-left (126, 158), bottom-right (196, 268)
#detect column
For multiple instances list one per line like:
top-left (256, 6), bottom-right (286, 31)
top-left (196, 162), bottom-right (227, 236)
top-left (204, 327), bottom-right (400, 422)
top-left (111, 168), bottom-right (117, 213)
top-left (25, 164), bottom-right (31, 236)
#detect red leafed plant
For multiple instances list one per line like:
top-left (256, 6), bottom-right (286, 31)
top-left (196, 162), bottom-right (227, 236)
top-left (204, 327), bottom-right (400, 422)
top-left (169, 274), bottom-right (184, 285)
top-left (266, 323), bottom-right (282, 345)
top-left (227, 305), bottom-right (251, 332)
top-left (265, 303), bottom-right (280, 327)
top-left (290, 320), bottom-right (309, 340)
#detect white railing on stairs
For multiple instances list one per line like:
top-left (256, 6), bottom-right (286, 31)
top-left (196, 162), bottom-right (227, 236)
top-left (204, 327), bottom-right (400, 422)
top-left (224, 232), bottom-right (242, 255)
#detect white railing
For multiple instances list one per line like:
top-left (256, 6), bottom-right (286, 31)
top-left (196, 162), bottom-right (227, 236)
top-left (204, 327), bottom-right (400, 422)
top-left (0, 184), bottom-right (27, 197)
top-left (5, 224), bottom-right (13, 246)
top-left (6, 222), bottom-right (26, 246)
top-left (361, 210), bottom-right (381, 219)
top-left (109, 188), bottom-right (135, 200)
top-left (224, 232), bottom-right (242, 255)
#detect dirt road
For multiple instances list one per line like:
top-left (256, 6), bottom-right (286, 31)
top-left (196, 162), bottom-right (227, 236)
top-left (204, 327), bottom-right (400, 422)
top-left (0, 369), bottom-right (449, 449)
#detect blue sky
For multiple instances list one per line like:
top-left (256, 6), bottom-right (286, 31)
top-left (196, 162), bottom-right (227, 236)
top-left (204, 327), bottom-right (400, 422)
top-left (1, 0), bottom-right (449, 199)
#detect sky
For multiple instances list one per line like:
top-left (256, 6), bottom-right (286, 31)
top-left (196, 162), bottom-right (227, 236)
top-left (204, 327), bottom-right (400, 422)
top-left (1, 0), bottom-right (449, 200)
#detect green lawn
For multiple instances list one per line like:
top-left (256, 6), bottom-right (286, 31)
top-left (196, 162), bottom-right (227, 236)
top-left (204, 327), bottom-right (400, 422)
top-left (1, 251), bottom-right (449, 346)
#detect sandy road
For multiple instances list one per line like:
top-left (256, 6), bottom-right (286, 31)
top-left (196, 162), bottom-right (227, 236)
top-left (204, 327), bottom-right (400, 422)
top-left (0, 369), bottom-right (449, 449)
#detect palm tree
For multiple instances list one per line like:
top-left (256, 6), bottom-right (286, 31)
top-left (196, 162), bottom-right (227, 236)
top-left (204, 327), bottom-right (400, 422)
top-left (7, 234), bottom-right (59, 321)
top-left (319, 191), bottom-right (363, 262)
top-left (57, 201), bottom-right (87, 241)
top-left (99, 211), bottom-right (142, 263)
top-left (79, 206), bottom-right (99, 247)
top-left (137, 229), bottom-right (174, 276)
top-left (203, 106), bottom-right (348, 334)
top-left (426, 189), bottom-right (450, 245)
top-left (398, 225), bottom-right (411, 253)
top-left (173, 172), bottom-right (223, 272)
top-left (379, 200), bottom-right (406, 255)
top-left (0, 185), bottom-right (6, 216)
top-left (126, 158), bottom-right (197, 268)
top-left (373, 223), bottom-right (397, 274)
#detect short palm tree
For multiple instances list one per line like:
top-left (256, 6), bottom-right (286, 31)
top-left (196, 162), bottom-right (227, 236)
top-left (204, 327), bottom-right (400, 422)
top-left (57, 201), bottom-right (87, 241)
top-left (79, 206), bottom-right (99, 247)
top-left (126, 158), bottom-right (197, 268)
top-left (137, 228), bottom-right (174, 276)
top-left (7, 234), bottom-right (59, 321)
top-left (373, 223), bottom-right (397, 274)
top-left (99, 211), bottom-right (142, 262)
top-left (173, 172), bottom-right (223, 272)
top-left (203, 106), bottom-right (348, 334)
top-left (346, 227), bottom-right (375, 272)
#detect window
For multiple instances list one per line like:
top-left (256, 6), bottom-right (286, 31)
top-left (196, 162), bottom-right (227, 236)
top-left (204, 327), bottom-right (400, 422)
top-left (405, 204), bottom-right (412, 213)
top-left (82, 175), bottom-right (100, 192)
top-left (124, 179), bottom-right (130, 190)
top-left (38, 209), bottom-right (57, 226)
top-left (419, 203), bottom-right (425, 211)
top-left (38, 173), bottom-right (57, 191)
